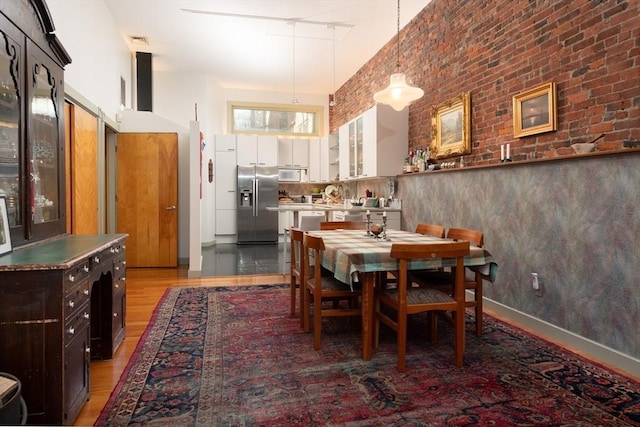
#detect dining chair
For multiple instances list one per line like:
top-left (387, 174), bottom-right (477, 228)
top-left (302, 233), bottom-right (362, 350)
top-left (320, 221), bottom-right (365, 230)
top-left (415, 223), bottom-right (445, 238)
top-left (413, 227), bottom-right (485, 337)
top-left (374, 241), bottom-right (470, 372)
top-left (289, 228), bottom-right (305, 322)
top-left (299, 215), bottom-right (323, 231)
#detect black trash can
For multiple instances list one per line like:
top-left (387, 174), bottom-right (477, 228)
top-left (0, 373), bottom-right (27, 426)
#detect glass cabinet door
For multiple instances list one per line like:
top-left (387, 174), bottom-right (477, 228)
top-left (348, 121), bottom-right (356, 177)
top-left (26, 41), bottom-right (65, 242)
top-left (355, 117), bottom-right (363, 177)
top-left (29, 61), bottom-right (60, 224)
top-left (0, 17), bottom-right (24, 236)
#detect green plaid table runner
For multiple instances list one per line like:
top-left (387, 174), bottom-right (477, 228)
top-left (308, 229), bottom-right (497, 286)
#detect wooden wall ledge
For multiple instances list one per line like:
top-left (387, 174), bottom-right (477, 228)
top-left (396, 148), bottom-right (640, 177)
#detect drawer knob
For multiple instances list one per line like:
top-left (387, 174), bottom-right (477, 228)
top-left (85, 347), bottom-right (91, 354)
top-left (94, 256), bottom-right (100, 264)
top-left (68, 327), bottom-right (75, 335)
top-left (113, 312), bottom-right (118, 318)
top-left (83, 266), bottom-right (89, 273)
top-left (115, 266), bottom-right (120, 271)
top-left (68, 300), bottom-right (75, 308)
top-left (110, 247), bottom-right (115, 254)
top-left (83, 312), bottom-right (90, 319)
top-left (115, 283), bottom-right (119, 289)
top-left (83, 289), bottom-right (89, 296)
top-left (121, 277), bottom-right (126, 282)
top-left (68, 274), bottom-right (75, 282)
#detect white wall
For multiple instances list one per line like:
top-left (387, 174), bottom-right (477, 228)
top-left (46, 0), bottom-right (331, 266)
top-left (48, 0), bottom-right (131, 120)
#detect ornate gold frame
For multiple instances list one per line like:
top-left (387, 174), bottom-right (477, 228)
top-left (431, 92), bottom-right (471, 159)
top-left (513, 82), bottom-right (557, 138)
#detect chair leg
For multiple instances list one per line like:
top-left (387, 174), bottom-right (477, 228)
top-left (290, 275), bottom-right (296, 316)
top-left (429, 312), bottom-right (438, 344)
top-left (397, 307), bottom-right (407, 373)
top-left (313, 291), bottom-right (322, 350)
top-left (303, 287), bottom-right (311, 332)
top-left (474, 274), bottom-right (483, 336)
top-left (454, 308), bottom-right (465, 367)
top-left (299, 278), bottom-right (305, 328)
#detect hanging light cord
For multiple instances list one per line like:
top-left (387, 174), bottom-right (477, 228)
top-left (292, 22), bottom-right (297, 103)
top-left (396, 0), bottom-right (401, 69)
top-left (332, 26), bottom-right (336, 96)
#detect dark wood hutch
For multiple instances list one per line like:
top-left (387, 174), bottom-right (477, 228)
top-left (0, 0), bottom-right (127, 424)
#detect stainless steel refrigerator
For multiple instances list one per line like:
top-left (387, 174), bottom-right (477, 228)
top-left (236, 165), bottom-right (279, 244)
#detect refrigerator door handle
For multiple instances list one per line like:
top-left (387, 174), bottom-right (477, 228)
top-left (253, 178), bottom-right (258, 217)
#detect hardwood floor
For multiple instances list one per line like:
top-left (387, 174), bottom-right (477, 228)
top-left (73, 267), bottom-right (287, 426)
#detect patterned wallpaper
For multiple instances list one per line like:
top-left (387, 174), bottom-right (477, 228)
top-left (396, 153), bottom-right (639, 359)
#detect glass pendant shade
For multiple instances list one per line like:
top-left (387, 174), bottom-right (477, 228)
top-left (373, 72), bottom-right (424, 111)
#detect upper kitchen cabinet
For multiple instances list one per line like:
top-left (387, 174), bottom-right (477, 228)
top-left (338, 105), bottom-right (408, 180)
top-left (0, 1), bottom-right (72, 248)
top-left (237, 135), bottom-right (278, 166)
top-left (311, 134), bottom-right (339, 183)
top-left (278, 138), bottom-right (309, 169)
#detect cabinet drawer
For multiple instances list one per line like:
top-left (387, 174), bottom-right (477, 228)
top-left (64, 279), bottom-right (90, 319)
top-left (65, 303), bottom-right (90, 346)
top-left (64, 261), bottom-right (90, 288)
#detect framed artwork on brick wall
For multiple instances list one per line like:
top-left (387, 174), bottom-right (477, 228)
top-left (513, 82), bottom-right (557, 138)
top-left (431, 92), bottom-right (471, 159)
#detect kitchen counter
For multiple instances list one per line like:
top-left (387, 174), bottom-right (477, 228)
top-left (268, 203), bottom-right (401, 213)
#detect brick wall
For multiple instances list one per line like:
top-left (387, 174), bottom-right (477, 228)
top-left (329, 0), bottom-right (640, 166)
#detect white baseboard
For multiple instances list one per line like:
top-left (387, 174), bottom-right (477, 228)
top-left (482, 297), bottom-right (640, 379)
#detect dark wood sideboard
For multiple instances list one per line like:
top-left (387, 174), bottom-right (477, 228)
top-left (0, 234), bottom-right (127, 425)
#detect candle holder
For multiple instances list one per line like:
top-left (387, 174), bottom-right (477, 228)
top-left (382, 215), bottom-right (388, 240)
top-left (365, 212), bottom-right (372, 236)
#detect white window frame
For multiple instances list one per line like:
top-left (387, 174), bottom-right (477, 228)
top-left (228, 101), bottom-right (323, 137)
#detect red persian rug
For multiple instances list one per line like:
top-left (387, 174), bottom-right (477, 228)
top-left (97, 285), bottom-right (640, 426)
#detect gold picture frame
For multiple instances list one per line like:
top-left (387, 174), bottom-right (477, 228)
top-left (513, 82), bottom-right (557, 138)
top-left (431, 92), bottom-right (471, 159)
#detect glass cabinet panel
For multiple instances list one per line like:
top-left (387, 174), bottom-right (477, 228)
top-left (29, 62), bottom-right (59, 224)
top-left (0, 22), bottom-right (22, 228)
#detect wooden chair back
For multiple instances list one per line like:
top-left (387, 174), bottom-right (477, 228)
top-left (289, 227), bottom-right (305, 318)
top-left (415, 223), bottom-right (445, 238)
top-left (380, 240), bottom-right (470, 371)
top-left (320, 221), bottom-right (365, 230)
top-left (447, 227), bottom-right (484, 247)
top-left (302, 233), bottom-right (361, 350)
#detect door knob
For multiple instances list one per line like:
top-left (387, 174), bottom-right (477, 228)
top-left (165, 205), bottom-right (177, 210)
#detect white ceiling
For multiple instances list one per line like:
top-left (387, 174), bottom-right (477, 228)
top-left (102, 0), bottom-right (431, 95)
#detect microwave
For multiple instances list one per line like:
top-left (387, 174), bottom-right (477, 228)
top-left (279, 169), bottom-right (306, 182)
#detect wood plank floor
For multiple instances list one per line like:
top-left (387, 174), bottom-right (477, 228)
top-left (73, 267), bottom-right (287, 426)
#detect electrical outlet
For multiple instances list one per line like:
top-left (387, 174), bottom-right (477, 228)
top-left (531, 273), bottom-right (543, 296)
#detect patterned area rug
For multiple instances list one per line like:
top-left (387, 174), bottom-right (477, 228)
top-left (97, 285), bottom-right (640, 426)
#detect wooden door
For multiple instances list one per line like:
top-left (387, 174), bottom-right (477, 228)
top-left (66, 103), bottom-right (99, 234)
top-left (116, 133), bottom-right (178, 267)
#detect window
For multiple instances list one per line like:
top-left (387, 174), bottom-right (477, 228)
top-left (229, 102), bottom-right (323, 137)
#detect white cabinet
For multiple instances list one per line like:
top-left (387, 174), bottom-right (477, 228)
top-left (308, 138), bottom-right (321, 182)
top-left (370, 211), bottom-right (401, 230)
top-left (338, 104), bottom-right (408, 180)
top-left (237, 135), bottom-right (278, 166)
top-left (278, 211), bottom-right (291, 235)
top-left (214, 135), bottom-right (237, 235)
top-left (278, 138), bottom-right (309, 168)
top-left (319, 134), bottom-right (339, 183)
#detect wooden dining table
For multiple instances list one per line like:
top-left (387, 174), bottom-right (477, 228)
top-left (307, 229), bottom-right (498, 361)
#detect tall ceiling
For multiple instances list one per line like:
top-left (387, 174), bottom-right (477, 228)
top-left (102, 0), bottom-right (431, 96)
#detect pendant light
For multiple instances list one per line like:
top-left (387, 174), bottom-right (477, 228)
top-left (373, 0), bottom-right (424, 111)
top-left (329, 25), bottom-right (337, 107)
